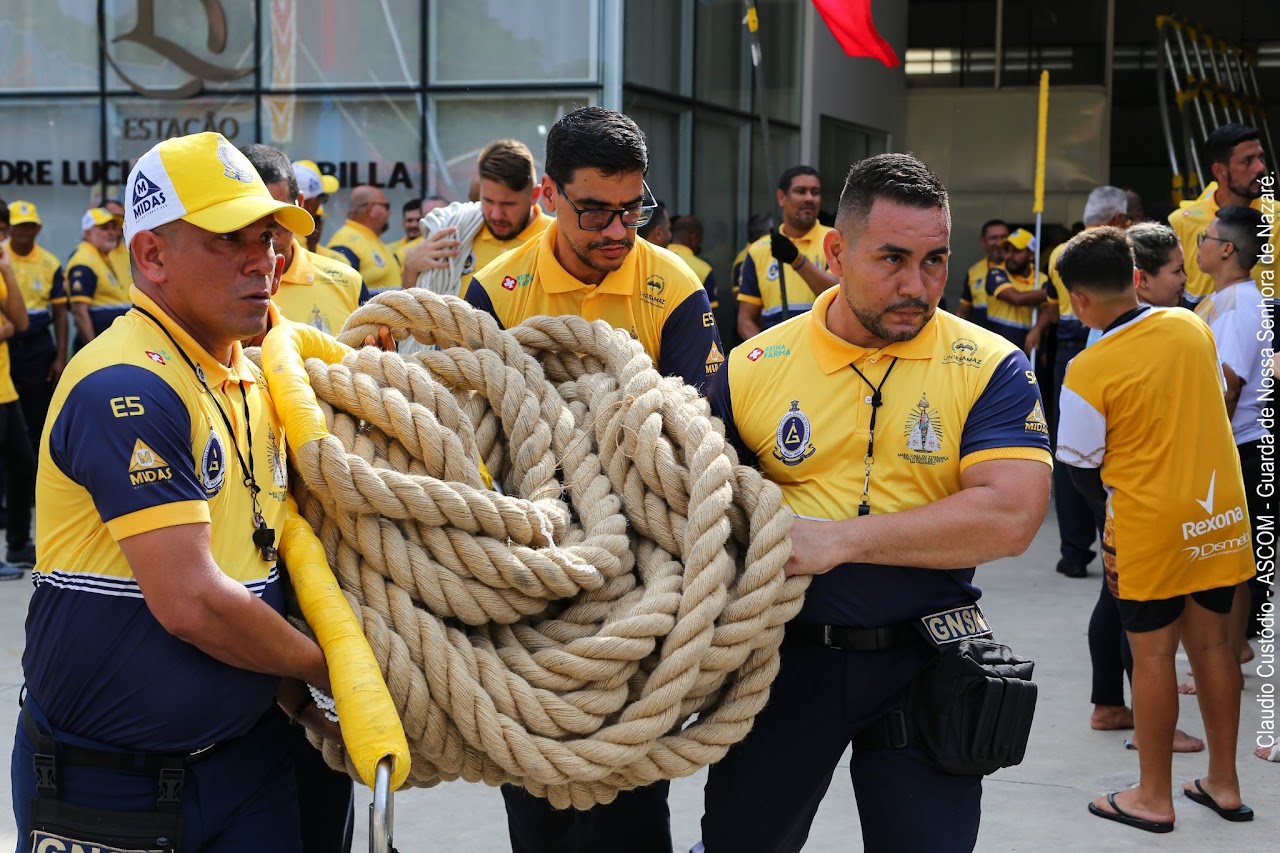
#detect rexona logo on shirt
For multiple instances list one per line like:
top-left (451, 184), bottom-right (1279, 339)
top-left (128, 438), bottom-right (172, 486)
top-left (1181, 470), bottom-right (1250, 560)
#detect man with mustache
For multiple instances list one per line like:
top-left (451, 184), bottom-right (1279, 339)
top-left (983, 228), bottom-right (1048, 351)
top-left (737, 165), bottom-right (838, 339)
top-left (1169, 123), bottom-right (1275, 306)
top-left (10, 132), bottom-right (334, 851)
top-left (699, 152), bottom-right (1051, 852)
top-left (464, 106), bottom-right (723, 852)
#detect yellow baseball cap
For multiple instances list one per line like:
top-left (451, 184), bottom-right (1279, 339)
top-left (82, 207), bottom-right (122, 230)
top-left (1004, 228), bottom-right (1037, 252)
top-left (8, 200), bottom-right (41, 227)
top-left (293, 159), bottom-right (340, 199)
top-left (123, 132), bottom-right (313, 246)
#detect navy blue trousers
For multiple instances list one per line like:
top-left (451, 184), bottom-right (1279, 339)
top-left (11, 698), bottom-right (302, 853)
top-left (501, 779), bottom-right (672, 853)
top-left (1052, 340), bottom-right (1097, 566)
top-left (700, 636), bottom-right (982, 853)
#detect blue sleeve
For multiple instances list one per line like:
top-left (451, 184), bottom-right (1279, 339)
top-left (984, 267), bottom-right (1010, 297)
top-left (739, 255), bottom-right (761, 299)
top-left (707, 358), bottom-right (751, 463)
top-left (960, 277), bottom-right (973, 302)
top-left (50, 266), bottom-right (66, 302)
top-left (48, 365), bottom-right (204, 523)
top-left (658, 289), bottom-right (722, 395)
top-left (1045, 278), bottom-right (1058, 301)
top-left (959, 350), bottom-right (1051, 458)
top-left (358, 281), bottom-right (371, 305)
top-left (463, 277), bottom-right (505, 329)
top-left (704, 269), bottom-right (718, 307)
top-left (331, 246), bottom-right (360, 270)
top-left (67, 264), bottom-right (98, 300)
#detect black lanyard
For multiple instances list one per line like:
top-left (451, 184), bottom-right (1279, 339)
top-left (848, 356), bottom-right (899, 517)
top-left (133, 306), bottom-right (277, 561)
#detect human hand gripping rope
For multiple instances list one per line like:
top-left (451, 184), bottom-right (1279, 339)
top-left (254, 288), bottom-right (806, 809)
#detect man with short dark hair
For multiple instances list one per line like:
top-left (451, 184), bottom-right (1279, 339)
top-left (388, 198), bottom-right (423, 257)
top-left (242, 144), bottom-right (367, 338)
top-left (637, 200), bottom-right (671, 247)
top-left (984, 228), bottom-right (1048, 350)
top-left (1195, 204), bottom-right (1273, 675)
top-left (401, 139), bottom-right (553, 292)
top-left (465, 106), bottom-right (722, 852)
top-left (700, 153), bottom-right (1051, 852)
top-left (1056, 226), bottom-right (1253, 832)
top-left (957, 219), bottom-right (1009, 327)
top-left (1169, 123), bottom-right (1274, 304)
top-left (327, 185), bottom-right (401, 297)
top-left (670, 214), bottom-right (718, 308)
top-left (737, 166), bottom-right (838, 339)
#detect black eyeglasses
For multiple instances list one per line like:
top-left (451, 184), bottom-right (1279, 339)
top-left (554, 181), bottom-right (657, 231)
top-left (1198, 231), bottom-right (1232, 248)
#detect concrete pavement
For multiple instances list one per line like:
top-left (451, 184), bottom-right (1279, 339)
top-left (0, 510), bottom-right (1275, 851)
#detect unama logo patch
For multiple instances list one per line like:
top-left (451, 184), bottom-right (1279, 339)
top-left (772, 400), bottom-right (816, 466)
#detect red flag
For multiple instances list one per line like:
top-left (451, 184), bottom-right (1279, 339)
top-left (812, 0), bottom-right (900, 68)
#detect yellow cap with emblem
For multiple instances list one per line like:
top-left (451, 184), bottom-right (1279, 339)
top-left (1004, 228), bottom-right (1037, 252)
top-left (7, 200), bottom-right (41, 227)
top-left (81, 207), bottom-right (121, 230)
top-left (122, 132), bottom-right (314, 247)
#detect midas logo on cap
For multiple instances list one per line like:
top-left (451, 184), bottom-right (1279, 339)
top-left (123, 131), bottom-right (313, 246)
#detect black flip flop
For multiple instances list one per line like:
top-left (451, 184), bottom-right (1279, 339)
top-left (1088, 793), bottom-right (1174, 833)
top-left (1183, 779), bottom-right (1254, 822)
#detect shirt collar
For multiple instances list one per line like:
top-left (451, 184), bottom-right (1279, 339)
top-left (809, 287), bottom-right (940, 375)
top-left (281, 239), bottom-right (317, 285)
top-left (537, 219), bottom-right (638, 296)
top-left (785, 223), bottom-right (826, 245)
top-left (130, 285), bottom-right (259, 388)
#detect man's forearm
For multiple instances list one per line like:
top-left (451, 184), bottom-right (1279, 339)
top-left (72, 304), bottom-right (95, 343)
top-left (794, 257), bottom-right (838, 295)
top-left (2, 265), bottom-right (29, 330)
top-left (53, 303), bottom-right (69, 360)
top-left (798, 467), bottom-right (1051, 572)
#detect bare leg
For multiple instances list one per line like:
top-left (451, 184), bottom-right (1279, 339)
top-left (1092, 620), bottom-right (1180, 823)
top-left (1179, 597), bottom-right (1245, 811)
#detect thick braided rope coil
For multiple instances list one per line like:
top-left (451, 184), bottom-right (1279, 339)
top-left (273, 288), bottom-right (808, 809)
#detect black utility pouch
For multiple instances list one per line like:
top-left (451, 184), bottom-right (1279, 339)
top-left (908, 637), bottom-right (1037, 776)
top-left (30, 798), bottom-right (183, 853)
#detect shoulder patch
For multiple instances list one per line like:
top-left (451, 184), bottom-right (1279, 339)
top-left (200, 431), bottom-right (226, 493)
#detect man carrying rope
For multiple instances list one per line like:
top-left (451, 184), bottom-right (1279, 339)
top-left (465, 105), bottom-right (724, 851)
top-left (700, 153), bottom-right (1052, 852)
top-left (10, 132), bottom-right (338, 851)
top-left (400, 139), bottom-right (554, 296)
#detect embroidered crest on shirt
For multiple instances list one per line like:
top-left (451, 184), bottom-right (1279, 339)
top-left (899, 393), bottom-right (950, 466)
top-left (200, 431), bottom-right (226, 493)
top-left (773, 400), bottom-right (816, 466)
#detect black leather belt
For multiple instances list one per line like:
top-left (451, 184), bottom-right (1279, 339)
top-left (786, 620), bottom-right (921, 651)
top-left (22, 707), bottom-right (222, 775)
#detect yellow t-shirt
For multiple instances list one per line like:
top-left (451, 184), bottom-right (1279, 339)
top-left (737, 224), bottom-right (834, 327)
top-left (108, 244), bottom-right (131, 288)
top-left (0, 275), bottom-right (18, 403)
top-left (67, 241), bottom-right (131, 337)
top-left (669, 242), bottom-right (718, 309)
top-left (7, 242), bottom-right (65, 339)
top-left (984, 267), bottom-right (1047, 348)
top-left (1044, 242), bottom-right (1086, 344)
top-left (1168, 182), bottom-right (1277, 302)
top-left (273, 242), bottom-right (367, 336)
top-left (960, 258), bottom-right (999, 323)
top-left (455, 208), bottom-right (554, 293)
top-left (1057, 307), bottom-right (1253, 600)
top-left (326, 219), bottom-right (402, 298)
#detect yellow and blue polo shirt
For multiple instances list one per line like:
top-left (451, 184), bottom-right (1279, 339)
top-left (984, 267), bottom-right (1048, 349)
top-left (316, 244), bottom-right (348, 263)
top-left (669, 242), bottom-right (718, 309)
top-left (108, 243), bottom-right (132, 289)
top-left (737, 224), bottom-right (834, 328)
top-left (7, 241), bottom-right (64, 343)
top-left (730, 244), bottom-right (750, 296)
top-left (457, 208), bottom-right (554, 294)
top-left (1057, 307), bottom-right (1252, 601)
top-left (0, 275), bottom-right (18, 404)
top-left (25, 285), bottom-right (289, 750)
top-left (960, 258), bottom-right (1000, 328)
top-left (1044, 241), bottom-right (1086, 345)
top-left (273, 240), bottom-right (369, 335)
top-left (464, 222), bottom-right (724, 394)
top-left (1168, 182), bottom-right (1277, 303)
top-left (327, 219), bottom-right (402, 298)
top-left (712, 288), bottom-right (1052, 627)
top-left (67, 240), bottom-right (131, 336)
